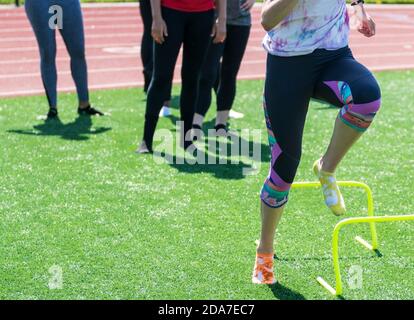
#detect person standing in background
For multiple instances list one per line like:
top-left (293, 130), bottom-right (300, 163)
top-left (25, 0), bottom-right (104, 119)
top-left (139, 0), bottom-right (172, 117)
top-left (193, 0), bottom-right (255, 136)
top-left (138, 0), bottom-right (227, 154)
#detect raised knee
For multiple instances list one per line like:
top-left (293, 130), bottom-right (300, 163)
top-left (354, 80), bottom-right (381, 105)
top-left (340, 98), bottom-right (381, 132)
top-left (340, 80), bottom-right (381, 132)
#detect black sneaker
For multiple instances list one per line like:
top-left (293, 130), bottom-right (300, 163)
top-left (78, 105), bottom-right (104, 116)
top-left (192, 124), bottom-right (203, 142)
top-left (46, 108), bottom-right (58, 119)
top-left (214, 123), bottom-right (229, 136)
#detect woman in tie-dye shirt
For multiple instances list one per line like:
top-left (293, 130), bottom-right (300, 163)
top-left (253, 0), bottom-right (382, 285)
top-left (263, 0), bottom-right (350, 56)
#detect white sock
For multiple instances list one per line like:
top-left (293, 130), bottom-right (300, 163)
top-left (215, 110), bottom-right (230, 126)
top-left (193, 113), bottom-right (204, 127)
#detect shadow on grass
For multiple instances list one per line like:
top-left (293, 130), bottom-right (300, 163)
top-left (7, 116), bottom-right (111, 141)
top-left (314, 105), bottom-right (337, 110)
top-left (268, 283), bottom-right (306, 300)
top-left (374, 249), bottom-right (383, 258)
top-left (154, 151), bottom-right (255, 180)
top-left (202, 119), bottom-right (271, 163)
top-left (274, 253), bottom-right (382, 262)
top-left (169, 95), bottom-right (180, 109)
top-left (163, 116), bottom-right (271, 164)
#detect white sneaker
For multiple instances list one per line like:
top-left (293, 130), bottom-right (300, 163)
top-left (159, 106), bottom-right (171, 117)
top-left (229, 110), bottom-right (244, 119)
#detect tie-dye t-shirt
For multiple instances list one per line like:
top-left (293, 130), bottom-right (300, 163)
top-left (263, 0), bottom-right (350, 57)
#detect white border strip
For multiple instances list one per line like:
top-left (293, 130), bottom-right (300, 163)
top-left (2, 2), bottom-right (414, 9)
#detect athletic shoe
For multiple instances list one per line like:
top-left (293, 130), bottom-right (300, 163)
top-left (46, 108), bottom-right (58, 119)
top-left (313, 159), bottom-right (346, 216)
top-left (229, 110), bottom-right (244, 119)
top-left (252, 252), bottom-right (276, 285)
top-left (78, 105), bottom-right (104, 116)
top-left (136, 141), bottom-right (152, 154)
top-left (159, 106), bottom-right (171, 117)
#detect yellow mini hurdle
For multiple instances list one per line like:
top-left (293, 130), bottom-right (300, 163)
top-left (292, 181), bottom-right (378, 250)
top-left (317, 214), bottom-right (414, 296)
top-left (254, 181), bottom-right (414, 297)
top-left (291, 181), bottom-right (414, 297)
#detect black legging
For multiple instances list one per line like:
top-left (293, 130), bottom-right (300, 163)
top-left (139, 0), bottom-right (153, 93)
top-left (196, 24), bottom-right (251, 117)
top-left (140, 0), bottom-right (172, 99)
top-left (143, 7), bottom-right (214, 150)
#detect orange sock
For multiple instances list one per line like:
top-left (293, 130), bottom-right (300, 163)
top-left (252, 252), bottom-right (276, 285)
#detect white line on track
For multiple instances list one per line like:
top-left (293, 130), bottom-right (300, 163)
top-left (3, 40), bottom-right (414, 66)
top-left (0, 32), bottom-right (140, 43)
top-left (0, 82), bottom-right (143, 98)
top-left (3, 51), bottom-right (414, 81)
top-left (2, 32), bottom-right (413, 48)
top-left (0, 23), bottom-right (143, 34)
top-left (1, 4), bottom-right (413, 97)
top-left (0, 42), bottom-right (136, 53)
top-left (0, 16), bottom-right (140, 26)
top-left (3, 63), bottom-right (414, 98)
top-left (0, 66), bottom-right (140, 80)
top-left (0, 54), bottom-right (141, 65)
top-left (0, 21), bottom-right (412, 37)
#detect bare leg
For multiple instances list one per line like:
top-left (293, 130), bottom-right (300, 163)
top-left (257, 202), bottom-right (285, 254)
top-left (320, 117), bottom-right (362, 173)
top-left (253, 202), bottom-right (285, 284)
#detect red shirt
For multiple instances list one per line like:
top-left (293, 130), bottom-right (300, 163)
top-left (162, 0), bottom-right (215, 13)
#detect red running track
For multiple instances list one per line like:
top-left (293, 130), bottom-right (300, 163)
top-left (0, 4), bottom-right (414, 98)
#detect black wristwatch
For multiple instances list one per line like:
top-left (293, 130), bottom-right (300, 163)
top-left (351, 0), bottom-right (365, 6)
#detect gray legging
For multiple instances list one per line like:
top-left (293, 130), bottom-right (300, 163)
top-left (25, 0), bottom-right (89, 108)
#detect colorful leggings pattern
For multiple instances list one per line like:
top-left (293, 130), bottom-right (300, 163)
top-left (261, 47), bottom-right (381, 208)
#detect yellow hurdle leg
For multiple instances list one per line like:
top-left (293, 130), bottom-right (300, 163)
top-left (317, 214), bottom-right (414, 296)
top-left (292, 181), bottom-right (379, 250)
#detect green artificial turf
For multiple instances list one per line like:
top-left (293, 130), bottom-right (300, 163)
top-left (0, 70), bottom-right (413, 300)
